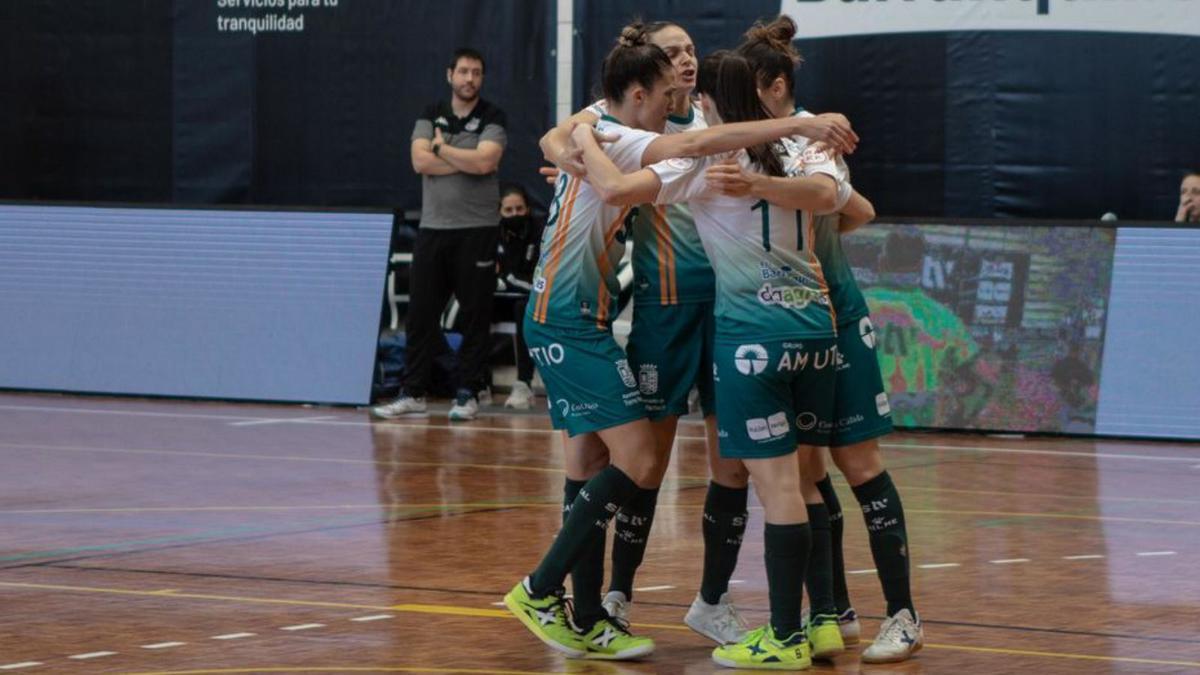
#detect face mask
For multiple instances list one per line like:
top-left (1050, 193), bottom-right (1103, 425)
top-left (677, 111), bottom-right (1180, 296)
top-left (499, 214), bottom-right (532, 240)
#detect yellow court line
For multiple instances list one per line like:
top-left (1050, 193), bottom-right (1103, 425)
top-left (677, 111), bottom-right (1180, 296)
top-left (126, 662), bottom-right (566, 667)
top-left (7, 581), bottom-right (1200, 670)
top-left (906, 508), bottom-right (1200, 527)
top-left (920, 642), bottom-right (1200, 668)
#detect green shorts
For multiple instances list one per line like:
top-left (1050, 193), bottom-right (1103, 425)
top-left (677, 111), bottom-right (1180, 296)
top-left (627, 301), bottom-right (716, 419)
top-left (830, 316), bottom-right (894, 447)
top-left (524, 317), bottom-right (646, 436)
top-left (713, 336), bottom-right (838, 459)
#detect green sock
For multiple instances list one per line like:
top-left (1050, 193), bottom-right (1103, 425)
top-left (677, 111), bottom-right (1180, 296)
top-left (562, 478), bottom-right (606, 630)
top-left (610, 487), bottom-right (659, 600)
top-left (804, 503), bottom-right (837, 618)
top-left (700, 481), bottom-right (749, 605)
top-left (764, 522), bottom-right (811, 639)
top-left (530, 466), bottom-right (636, 602)
top-left (815, 474), bottom-right (851, 613)
top-left (851, 471), bottom-right (914, 617)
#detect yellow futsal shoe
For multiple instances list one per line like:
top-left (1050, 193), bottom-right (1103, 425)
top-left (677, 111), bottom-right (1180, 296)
top-left (503, 577), bottom-right (586, 658)
top-left (712, 624), bottom-right (812, 670)
top-left (575, 616), bottom-right (655, 660)
top-left (807, 613), bottom-right (846, 659)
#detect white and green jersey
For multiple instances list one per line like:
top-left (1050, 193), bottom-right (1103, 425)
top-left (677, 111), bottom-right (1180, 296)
top-left (588, 100), bottom-right (716, 305)
top-left (529, 115), bottom-right (696, 331)
top-left (656, 149), bottom-right (837, 341)
top-left (789, 109), bottom-right (869, 327)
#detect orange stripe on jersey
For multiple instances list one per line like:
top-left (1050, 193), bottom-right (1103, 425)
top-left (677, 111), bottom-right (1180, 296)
top-left (653, 206), bottom-right (678, 305)
top-left (534, 178), bottom-right (582, 323)
top-left (594, 207), bottom-right (631, 330)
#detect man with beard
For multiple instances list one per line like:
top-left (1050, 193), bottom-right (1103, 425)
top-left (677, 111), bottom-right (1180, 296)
top-left (372, 47), bottom-right (508, 422)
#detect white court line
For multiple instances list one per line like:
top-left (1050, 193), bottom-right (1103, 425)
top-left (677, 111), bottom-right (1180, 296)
top-left (990, 558), bottom-right (1032, 564)
top-left (848, 569), bottom-right (877, 575)
top-left (1136, 551), bottom-right (1177, 557)
top-left (280, 623), bottom-right (325, 631)
top-left (350, 614), bottom-right (394, 622)
top-left (229, 416), bottom-right (339, 427)
top-left (212, 633), bottom-right (256, 640)
top-left (4, 402), bottom-right (1199, 463)
top-left (68, 652), bottom-right (117, 660)
top-left (0, 664), bottom-right (43, 671)
top-left (729, 579), bottom-right (745, 584)
top-left (142, 642), bottom-right (186, 649)
top-left (1063, 554), bottom-right (1105, 560)
top-left (918, 563), bottom-right (961, 569)
top-left (490, 602), bottom-right (506, 607)
top-left (634, 585), bottom-right (674, 592)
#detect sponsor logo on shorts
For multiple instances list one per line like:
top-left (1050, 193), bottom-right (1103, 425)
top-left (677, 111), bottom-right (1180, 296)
top-left (876, 392), bottom-right (891, 416)
top-left (712, 362), bottom-right (720, 382)
top-left (757, 283), bottom-right (823, 310)
top-left (734, 344), bottom-right (769, 376)
top-left (746, 411), bottom-right (789, 441)
top-left (795, 412), bottom-right (818, 431)
top-left (556, 398), bottom-right (599, 418)
top-left (718, 428), bottom-right (729, 438)
top-left (860, 317), bottom-right (877, 349)
top-left (616, 359), bottom-right (637, 389)
top-left (777, 346), bottom-right (839, 372)
top-left (638, 364), bottom-right (659, 395)
top-left (529, 343), bottom-right (565, 367)
top-left (579, 300), bottom-right (592, 317)
top-left (837, 414), bottom-right (864, 430)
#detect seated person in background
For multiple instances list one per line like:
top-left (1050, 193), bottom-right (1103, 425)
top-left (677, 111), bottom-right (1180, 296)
top-left (497, 184), bottom-right (544, 409)
top-left (1177, 171), bottom-right (1200, 223)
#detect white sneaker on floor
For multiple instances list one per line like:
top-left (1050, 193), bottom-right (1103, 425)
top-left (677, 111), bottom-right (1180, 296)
top-left (862, 609), bottom-right (923, 663)
top-left (602, 590), bottom-right (630, 622)
top-left (448, 391), bottom-right (478, 421)
top-left (685, 592), bottom-right (749, 645)
top-left (504, 381), bottom-right (534, 410)
top-left (477, 387), bottom-right (493, 407)
top-left (370, 394), bottom-right (426, 418)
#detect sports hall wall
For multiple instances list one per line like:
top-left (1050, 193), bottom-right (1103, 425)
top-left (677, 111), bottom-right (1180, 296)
top-left (575, 0), bottom-right (1199, 221)
top-left (0, 0), bottom-right (553, 209)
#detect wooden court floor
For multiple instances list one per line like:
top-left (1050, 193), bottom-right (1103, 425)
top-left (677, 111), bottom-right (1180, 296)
top-left (1, 392), bottom-right (1198, 674)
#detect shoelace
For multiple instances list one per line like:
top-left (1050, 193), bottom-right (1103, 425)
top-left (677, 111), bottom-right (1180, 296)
top-left (718, 602), bottom-right (749, 634)
top-left (604, 615), bottom-right (634, 635)
top-left (545, 589), bottom-right (575, 626)
top-left (876, 614), bottom-right (907, 643)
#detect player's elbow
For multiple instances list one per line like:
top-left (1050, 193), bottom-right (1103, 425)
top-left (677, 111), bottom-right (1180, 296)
top-left (813, 184), bottom-right (838, 214)
top-left (596, 179), bottom-right (638, 206)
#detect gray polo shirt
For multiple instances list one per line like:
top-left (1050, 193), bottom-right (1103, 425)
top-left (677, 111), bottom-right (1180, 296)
top-left (412, 98), bottom-right (507, 230)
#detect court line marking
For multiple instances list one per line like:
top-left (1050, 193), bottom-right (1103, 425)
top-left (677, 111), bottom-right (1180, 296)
top-left (10, 580), bottom-right (1200, 669)
top-left (1063, 554), bottom-right (1105, 560)
top-left (124, 662), bottom-right (564, 667)
top-left (349, 614), bottom-right (392, 622)
top-left (211, 633), bottom-right (256, 640)
top-left (229, 416), bottom-right (339, 427)
top-left (633, 585), bottom-right (674, 592)
top-left (989, 558), bottom-right (1032, 564)
top-left (919, 563), bottom-right (962, 569)
top-left (280, 623), bottom-right (324, 631)
top-left (68, 651), bottom-right (117, 659)
top-left (0, 664), bottom-right (42, 671)
top-left (3, 439), bottom-right (1198, 509)
top-left (848, 568), bottom-right (877, 574)
top-left (1136, 550), bottom-right (1177, 556)
top-left (142, 642), bottom-right (186, 649)
top-left (3, 402), bottom-right (1198, 463)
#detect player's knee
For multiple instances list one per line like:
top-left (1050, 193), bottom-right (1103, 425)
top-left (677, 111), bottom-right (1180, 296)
top-left (831, 442), bottom-right (885, 486)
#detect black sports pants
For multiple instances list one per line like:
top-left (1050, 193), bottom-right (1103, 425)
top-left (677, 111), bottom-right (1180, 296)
top-left (403, 226), bottom-right (497, 397)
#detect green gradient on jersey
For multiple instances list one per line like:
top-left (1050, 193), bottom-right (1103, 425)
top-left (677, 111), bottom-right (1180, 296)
top-left (630, 202), bottom-right (715, 305)
top-left (812, 213), bottom-right (870, 326)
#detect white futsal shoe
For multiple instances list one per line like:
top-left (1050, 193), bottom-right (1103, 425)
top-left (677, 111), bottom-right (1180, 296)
top-left (862, 609), bottom-right (923, 663)
top-left (602, 590), bottom-right (630, 622)
top-left (448, 390), bottom-right (479, 421)
top-left (685, 592), bottom-right (750, 645)
top-left (370, 393), bottom-right (426, 418)
top-left (504, 381), bottom-right (534, 410)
